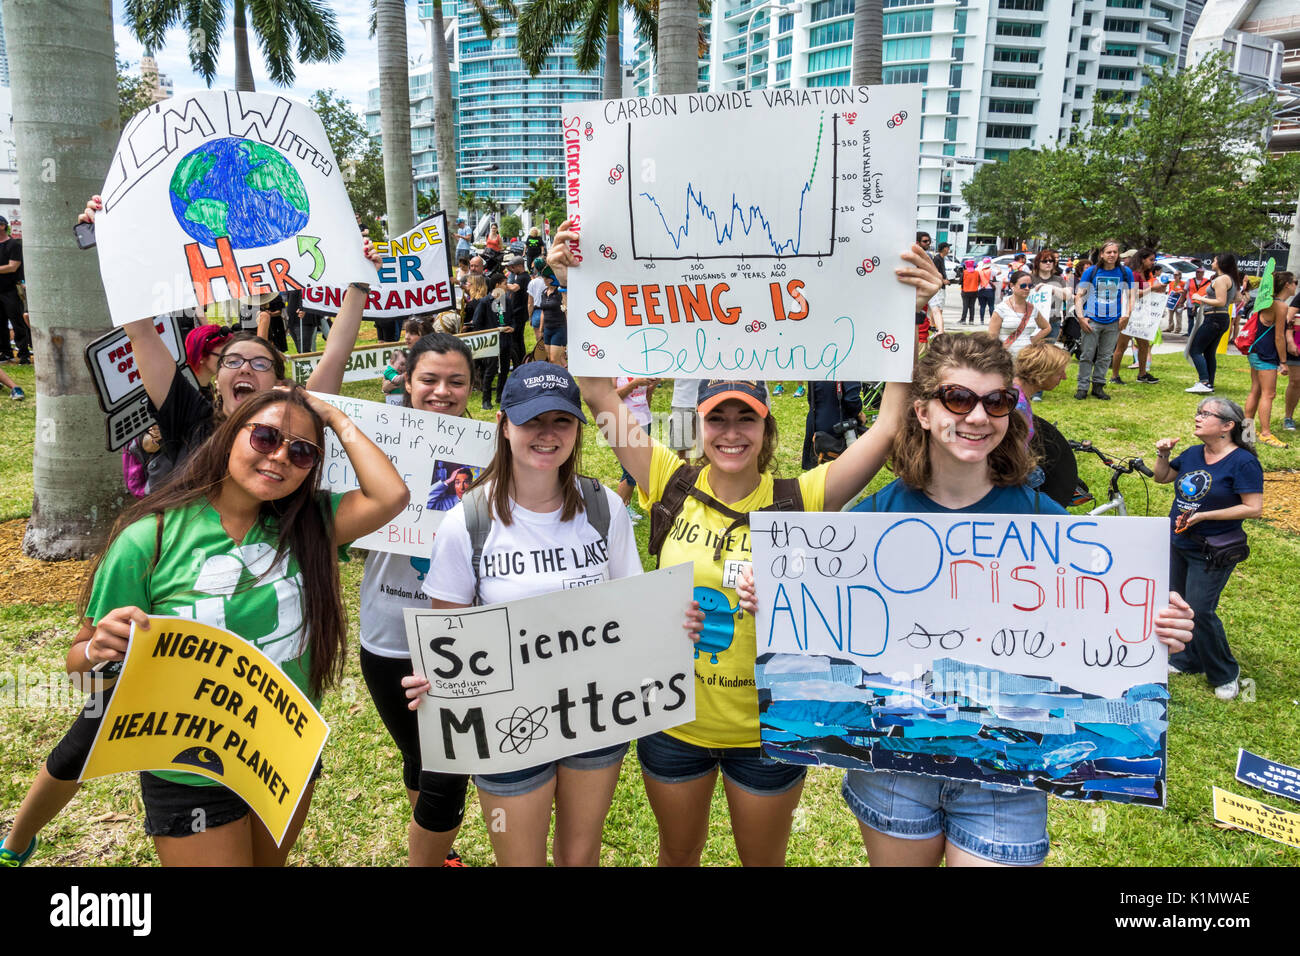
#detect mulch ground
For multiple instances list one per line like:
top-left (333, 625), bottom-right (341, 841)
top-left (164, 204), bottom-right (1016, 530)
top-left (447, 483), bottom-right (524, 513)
top-left (0, 472), bottom-right (1297, 608)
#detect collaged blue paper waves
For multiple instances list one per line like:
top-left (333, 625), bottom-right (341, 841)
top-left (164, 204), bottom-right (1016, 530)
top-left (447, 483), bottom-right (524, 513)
top-left (756, 653), bottom-right (1167, 806)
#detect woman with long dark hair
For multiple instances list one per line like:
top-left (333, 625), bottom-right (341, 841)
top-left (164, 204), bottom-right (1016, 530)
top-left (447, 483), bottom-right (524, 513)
top-left (1186, 253), bottom-right (1242, 394)
top-left (1110, 247), bottom-right (1160, 385)
top-left (1241, 271), bottom-right (1295, 448)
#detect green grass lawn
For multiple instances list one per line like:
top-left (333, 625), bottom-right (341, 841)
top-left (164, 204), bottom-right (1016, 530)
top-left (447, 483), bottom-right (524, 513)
top-left (1, 339), bottom-right (1297, 866)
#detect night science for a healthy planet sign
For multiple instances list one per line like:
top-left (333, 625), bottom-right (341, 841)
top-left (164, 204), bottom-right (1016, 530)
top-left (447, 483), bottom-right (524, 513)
top-left (404, 566), bottom-right (695, 775)
top-left (562, 87), bottom-right (922, 382)
top-left (79, 618), bottom-right (329, 846)
top-left (751, 512), bottom-right (1172, 806)
top-left (94, 91), bottom-right (371, 326)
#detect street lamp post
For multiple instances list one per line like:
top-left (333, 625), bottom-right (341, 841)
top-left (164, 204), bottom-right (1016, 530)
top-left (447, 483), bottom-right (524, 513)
top-left (738, 2), bottom-right (802, 91)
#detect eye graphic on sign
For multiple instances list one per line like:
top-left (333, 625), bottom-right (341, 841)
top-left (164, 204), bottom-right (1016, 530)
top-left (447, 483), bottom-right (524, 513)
top-left (857, 257), bottom-right (881, 276)
top-left (608, 164), bottom-right (625, 185)
top-left (584, 122), bottom-right (594, 140)
top-left (877, 331), bottom-right (900, 352)
top-left (887, 110), bottom-right (909, 129)
top-left (599, 244), bottom-right (618, 260)
top-left (745, 320), bottom-right (767, 333)
top-left (582, 341), bottom-right (607, 359)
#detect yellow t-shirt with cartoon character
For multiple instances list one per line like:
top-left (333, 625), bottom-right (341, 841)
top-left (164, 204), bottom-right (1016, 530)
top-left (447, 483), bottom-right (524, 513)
top-left (642, 443), bottom-right (828, 748)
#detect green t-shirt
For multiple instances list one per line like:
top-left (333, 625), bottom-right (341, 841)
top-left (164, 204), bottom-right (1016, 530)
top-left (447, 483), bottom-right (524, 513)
top-left (85, 494), bottom-right (345, 786)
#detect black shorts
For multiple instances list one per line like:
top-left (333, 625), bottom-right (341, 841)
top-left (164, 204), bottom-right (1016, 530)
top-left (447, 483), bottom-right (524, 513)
top-left (139, 762), bottom-right (323, 839)
top-left (46, 684), bottom-right (116, 781)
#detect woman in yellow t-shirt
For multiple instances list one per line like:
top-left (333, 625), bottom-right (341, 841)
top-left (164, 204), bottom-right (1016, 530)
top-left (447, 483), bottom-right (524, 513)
top-left (548, 220), bottom-right (942, 865)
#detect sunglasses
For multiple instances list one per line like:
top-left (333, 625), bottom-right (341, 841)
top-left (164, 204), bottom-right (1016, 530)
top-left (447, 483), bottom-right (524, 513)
top-left (1015, 282), bottom-right (1032, 289)
top-left (931, 384), bottom-right (1019, 418)
top-left (245, 423), bottom-right (321, 469)
top-left (221, 354), bottom-right (276, 372)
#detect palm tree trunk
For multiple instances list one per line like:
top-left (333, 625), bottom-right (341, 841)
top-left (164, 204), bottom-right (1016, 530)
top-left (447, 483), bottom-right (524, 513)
top-left (233, 0), bottom-right (256, 92)
top-left (378, 0), bottom-right (415, 235)
top-left (429, 0), bottom-right (459, 225)
top-left (3, 0), bottom-right (125, 558)
top-left (851, 0), bottom-right (883, 86)
top-left (603, 0), bottom-right (622, 100)
top-left (657, 0), bottom-right (697, 95)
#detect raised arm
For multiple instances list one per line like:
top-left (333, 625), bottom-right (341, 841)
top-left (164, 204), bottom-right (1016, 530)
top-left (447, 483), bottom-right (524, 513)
top-left (303, 241), bottom-right (382, 394)
top-left (578, 374), bottom-right (654, 491)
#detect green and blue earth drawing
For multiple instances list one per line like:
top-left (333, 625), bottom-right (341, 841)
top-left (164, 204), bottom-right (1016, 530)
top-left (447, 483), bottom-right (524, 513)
top-left (169, 137), bottom-right (310, 249)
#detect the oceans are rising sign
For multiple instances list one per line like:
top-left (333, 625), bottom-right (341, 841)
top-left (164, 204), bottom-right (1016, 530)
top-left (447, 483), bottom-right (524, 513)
top-left (404, 565), bottom-right (695, 774)
top-left (313, 393), bottom-right (496, 556)
top-left (303, 213), bottom-right (456, 318)
top-left (563, 87), bottom-right (922, 382)
top-left (80, 617), bottom-right (328, 846)
top-left (751, 512), bottom-right (1171, 806)
top-left (95, 91), bottom-right (371, 326)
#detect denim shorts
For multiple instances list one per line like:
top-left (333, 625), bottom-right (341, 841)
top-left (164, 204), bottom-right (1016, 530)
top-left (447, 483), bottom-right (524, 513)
top-left (542, 324), bottom-right (567, 347)
top-left (1248, 352), bottom-right (1279, 371)
top-left (841, 769), bottom-right (1049, 866)
top-left (636, 731), bottom-right (806, 796)
top-left (473, 742), bottom-right (628, 797)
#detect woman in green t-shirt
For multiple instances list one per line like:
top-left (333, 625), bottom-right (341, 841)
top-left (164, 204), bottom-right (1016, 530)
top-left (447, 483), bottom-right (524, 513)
top-left (62, 388), bottom-right (405, 866)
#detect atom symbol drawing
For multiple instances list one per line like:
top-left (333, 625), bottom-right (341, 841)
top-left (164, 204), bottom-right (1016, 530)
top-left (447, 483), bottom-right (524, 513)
top-left (496, 705), bottom-right (549, 754)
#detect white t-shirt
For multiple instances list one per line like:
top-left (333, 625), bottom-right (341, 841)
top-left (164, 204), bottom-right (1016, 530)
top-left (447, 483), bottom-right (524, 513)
top-left (360, 549), bottom-right (438, 658)
top-left (671, 378), bottom-right (700, 410)
top-left (527, 277), bottom-right (546, 309)
top-left (426, 481), bottom-right (642, 607)
top-left (616, 376), bottom-right (652, 427)
top-left (994, 298), bottom-right (1040, 356)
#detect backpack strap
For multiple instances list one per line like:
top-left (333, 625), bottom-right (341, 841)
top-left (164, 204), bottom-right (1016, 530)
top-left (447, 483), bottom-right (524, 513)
top-left (463, 484), bottom-right (493, 607)
top-left (577, 476), bottom-right (610, 549)
top-left (648, 462), bottom-right (703, 564)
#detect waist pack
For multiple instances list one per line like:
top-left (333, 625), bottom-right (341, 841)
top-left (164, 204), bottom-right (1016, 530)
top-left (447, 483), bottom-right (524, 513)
top-left (1199, 528), bottom-right (1249, 568)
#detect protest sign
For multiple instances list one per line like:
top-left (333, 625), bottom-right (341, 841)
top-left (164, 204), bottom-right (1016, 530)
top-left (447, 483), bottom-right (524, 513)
top-left (404, 565), bottom-right (695, 774)
top-left (95, 91), bottom-right (371, 326)
top-left (1213, 787), bottom-right (1300, 849)
top-left (289, 329), bottom-right (501, 385)
top-left (313, 392), bottom-right (496, 556)
top-left (1235, 749), bottom-right (1300, 805)
top-left (303, 214), bottom-right (456, 318)
top-left (79, 617), bottom-right (328, 846)
top-left (751, 511), bottom-right (1171, 806)
top-left (1027, 285), bottom-right (1054, 324)
top-left (82, 314), bottom-right (201, 450)
top-left (1125, 291), bottom-right (1166, 342)
top-left (564, 87), bottom-right (921, 382)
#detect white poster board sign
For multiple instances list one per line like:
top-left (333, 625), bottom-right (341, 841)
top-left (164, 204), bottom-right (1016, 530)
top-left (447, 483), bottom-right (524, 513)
top-left (1125, 291), bottom-right (1166, 342)
top-left (405, 565), bottom-right (695, 774)
top-left (314, 393), bottom-right (496, 556)
top-left (96, 91), bottom-right (371, 326)
top-left (290, 329), bottom-right (502, 384)
top-left (563, 87), bottom-right (922, 382)
top-left (1027, 285), bottom-right (1054, 324)
top-left (303, 214), bottom-right (456, 318)
top-left (751, 512), bottom-right (1171, 806)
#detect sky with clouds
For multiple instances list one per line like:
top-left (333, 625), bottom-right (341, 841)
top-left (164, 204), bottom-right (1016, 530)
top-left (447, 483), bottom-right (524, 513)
top-left (111, 0), bottom-right (428, 120)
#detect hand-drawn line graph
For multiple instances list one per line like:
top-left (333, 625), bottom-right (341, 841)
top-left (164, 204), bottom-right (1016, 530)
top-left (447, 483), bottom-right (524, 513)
top-left (627, 111), bottom-right (839, 261)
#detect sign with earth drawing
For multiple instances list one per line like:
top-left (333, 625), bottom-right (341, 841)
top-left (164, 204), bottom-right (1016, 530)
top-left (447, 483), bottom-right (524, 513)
top-left (94, 91), bottom-right (372, 327)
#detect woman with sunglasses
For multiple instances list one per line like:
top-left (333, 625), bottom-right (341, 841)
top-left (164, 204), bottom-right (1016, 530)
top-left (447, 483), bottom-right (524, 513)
top-left (401, 363), bottom-right (661, 867)
top-left (550, 218), bottom-right (941, 866)
top-left (1154, 398), bottom-right (1262, 702)
top-left (988, 270), bottom-right (1050, 358)
top-left (1028, 250), bottom-right (1068, 346)
top-left (2, 388), bottom-right (407, 867)
top-left (359, 333), bottom-right (485, 867)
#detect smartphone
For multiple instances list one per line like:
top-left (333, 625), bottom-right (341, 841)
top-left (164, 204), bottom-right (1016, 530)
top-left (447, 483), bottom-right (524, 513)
top-left (73, 220), bottom-right (96, 250)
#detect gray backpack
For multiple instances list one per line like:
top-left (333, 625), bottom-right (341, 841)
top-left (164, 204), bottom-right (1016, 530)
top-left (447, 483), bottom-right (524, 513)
top-left (463, 477), bottom-right (611, 605)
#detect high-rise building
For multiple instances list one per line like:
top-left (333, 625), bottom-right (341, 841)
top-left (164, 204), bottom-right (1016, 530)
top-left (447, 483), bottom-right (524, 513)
top-left (367, 1), bottom-right (603, 211)
top-left (631, 0), bottom-right (1192, 250)
top-left (140, 52), bottom-right (174, 103)
top-left (0, 5), bottom-right (8, 88)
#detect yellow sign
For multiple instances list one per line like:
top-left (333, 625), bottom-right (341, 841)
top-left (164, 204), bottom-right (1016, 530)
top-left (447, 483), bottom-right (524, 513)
top-left (80, 617), bottom-right (329, 846)
top-left (1212, 786), bottom-right (1300, 849)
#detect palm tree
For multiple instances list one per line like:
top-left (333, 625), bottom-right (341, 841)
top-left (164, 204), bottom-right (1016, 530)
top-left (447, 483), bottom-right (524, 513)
top-left (480, 193), bottom-right (503, 223)
top-left (517, 0), bottom-right (658, 99)
top-left (6, 0), bottom-right (124, 557)
top-left (376, 0), bottom-right (415, 234)
top-left (851, 0), bottom-right (883, 86)
top-left (124, 0), bottom-right (345, 93)
top-left (459, 190), bottom-right (483, 230)
top-left (656, 0), bottom-right (700, 94)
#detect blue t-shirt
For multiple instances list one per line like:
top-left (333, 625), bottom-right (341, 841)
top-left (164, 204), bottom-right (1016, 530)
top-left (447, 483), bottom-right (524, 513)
top-left (852, 478), bottom-right (1068, 516)
top-left (1168, 444), bottom-right (1263, 549)
top-left (1080, 264), bottom-right (1132, 324)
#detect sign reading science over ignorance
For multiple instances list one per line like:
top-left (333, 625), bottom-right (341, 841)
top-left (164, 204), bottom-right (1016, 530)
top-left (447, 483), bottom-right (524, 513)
top-left (751, 512), bottom-right (1172, 806)
top-left (95, 91), bottom-right (372, 327)
top-left (79, 618), bottom-right (328, 846)
top-left (404, 566), bottom-right (695, 775)
top-left (563, 88), bottom-right (922, 382)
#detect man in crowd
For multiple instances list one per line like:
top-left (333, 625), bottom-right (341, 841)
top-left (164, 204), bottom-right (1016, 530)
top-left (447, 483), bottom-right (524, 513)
top-left (0, 217), bottom-right (29, 364)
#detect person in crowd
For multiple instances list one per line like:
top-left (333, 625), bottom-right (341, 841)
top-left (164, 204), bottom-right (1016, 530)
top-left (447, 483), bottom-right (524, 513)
top-left (1165, 271), bottom-right (1187, 334)
top-left (558, 215), bottom-right (942, 866)
top-left (614, 375), bottom-right (659, 521)
top-left (456, 219), bottom-right (473, 260)
top-left (959, 259), bottom-right (979, 325)
top-left (1110, 248), bottom-right (1160, 385)
top-left (1154, 397), bottom-right (1260, 701)
top-left (1028, 249), bottom-right (1068, 348)
top-left (535, 265), bottom-right (567, 367)
top-left (738, 333), bottom-right (1193, 867)
top-left (801, 380), bottom-right (866, 470)
top-left (184, 323), bottom-right (232, 395)
top-left (977, 257), bottom-right (996, 324)
top-left (382, 349), bottom-right (408, 406)
top-left (403, 363), bottom-right (681, 866)
top-left (470, 271), bottom-right (510, 409)
top-left (1012, 342), bottom-right (1075, 507)
top-left (1285, 290), bottom-right (1299, 431)
top-left (1240, 270), bottom-right (1295, 448)
top-left (1073, 239), bottom-right (1131, 401)
top-left (0, 365), bottom-right (23, 400)
top-left (1, 388), bottom-right (407, 867)
top-left (359, 333), bottom-right (481, 867)
top-left (502, 254), bottom-right (530, 379)
top-left (1186, 253), bottom-right (1242, 395)
top-left (0, 215), bottom-right (30, 364)
top-left (485, 222), bottom-right (503, 253)
top-left (525, 227), bottom-right (545, 266)
top-left (988, 270), bottom-right (1050, 357)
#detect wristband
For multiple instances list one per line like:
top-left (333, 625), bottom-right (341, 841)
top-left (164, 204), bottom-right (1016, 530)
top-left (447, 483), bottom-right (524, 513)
top-left (349, 281), bottom-right (371, 292)
top-left (82, 641), bottom-right (93, 665)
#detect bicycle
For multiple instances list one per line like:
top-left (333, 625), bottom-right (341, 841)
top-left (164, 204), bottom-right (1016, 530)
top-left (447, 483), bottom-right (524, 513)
top-left (1067, 440), bottom-right (1154, 516)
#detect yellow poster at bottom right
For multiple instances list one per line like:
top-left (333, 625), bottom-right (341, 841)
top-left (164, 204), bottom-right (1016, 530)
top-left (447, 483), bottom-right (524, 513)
top-left (1212, 786), bottom-right (1300, 849)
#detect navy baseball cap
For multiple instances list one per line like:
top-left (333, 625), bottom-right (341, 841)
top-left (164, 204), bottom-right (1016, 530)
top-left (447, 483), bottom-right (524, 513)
top-left (697, 379), bottom-right (769, 418)
top-left (500, 362), bottom-right (587, 424)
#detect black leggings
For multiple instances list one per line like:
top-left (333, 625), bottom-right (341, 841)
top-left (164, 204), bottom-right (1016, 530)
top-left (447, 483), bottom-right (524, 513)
top-left (45, 685), bottom-right (116, 781)
top-left (476, 357), bottom-right (500, 405)
top-left (359, 647), bottom-right (470, 833)
top-left (978, 289), bottom-right (995, 321)
top-left (960, 291), bottom-right (977, 323)
top-left (1191, 311), bottom-right (1229, 386)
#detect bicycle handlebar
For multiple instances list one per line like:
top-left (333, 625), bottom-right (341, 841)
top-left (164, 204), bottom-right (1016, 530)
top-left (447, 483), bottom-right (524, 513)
top-left (1070, 440), bottom-right (1151, 477)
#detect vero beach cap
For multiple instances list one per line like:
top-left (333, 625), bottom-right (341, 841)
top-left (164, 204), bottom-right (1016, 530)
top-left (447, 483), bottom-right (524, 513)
top-left (696, 379), bottom-right (769, 418)
top-left (499, 362), bottom-right (587, 424)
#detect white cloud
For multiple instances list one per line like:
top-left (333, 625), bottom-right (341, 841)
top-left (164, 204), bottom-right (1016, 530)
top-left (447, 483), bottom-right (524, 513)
top-left (111, 0), bottom-right (428, 121)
